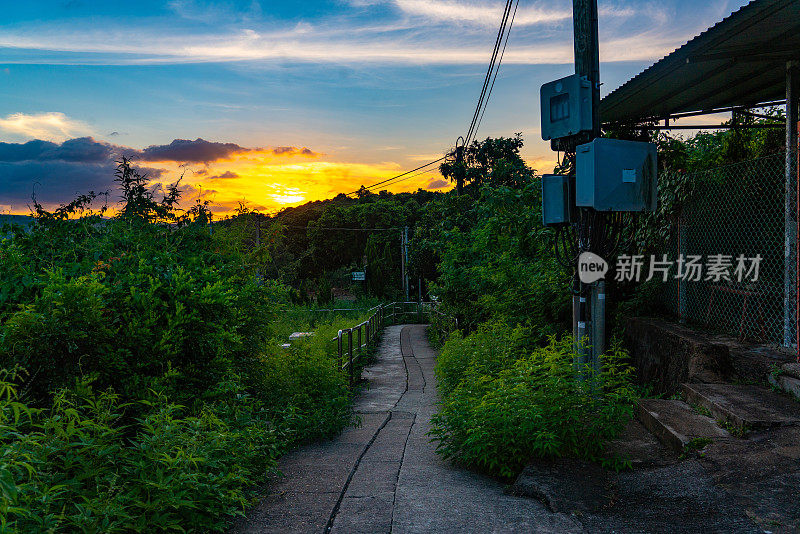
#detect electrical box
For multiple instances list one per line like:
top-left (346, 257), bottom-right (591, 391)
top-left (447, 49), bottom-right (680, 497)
top-left (575, 138), bottom-right (657, 212)
top-left (540, 74), bottom-right (592, 141)
top-left (542, 174), bottom-right (572, 226)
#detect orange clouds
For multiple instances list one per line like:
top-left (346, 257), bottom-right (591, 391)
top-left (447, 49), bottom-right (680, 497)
top-left (0, 134), bottom-right (448, 216)
top-left (163, 148), bottom-right (449, 214)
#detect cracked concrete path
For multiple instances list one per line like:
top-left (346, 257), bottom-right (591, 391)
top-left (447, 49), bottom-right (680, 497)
top-left (230, 325), bottom-right (582, 534)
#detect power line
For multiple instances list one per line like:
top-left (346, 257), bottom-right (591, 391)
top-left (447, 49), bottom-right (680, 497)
top-left (346, 1), bottom-right (517, 198)
top-left (286, 226), bottom-right (401, 231)
top-left (472, 0), bottom-right (519, 142)
top-left (464, 0), bottom-right (514, 147)
top-left (363, 166), bottom-right (440, 192)
top-left (347, 155), bottom-right (447, 196)
top-left (464, 0), bottom-right (511, 146)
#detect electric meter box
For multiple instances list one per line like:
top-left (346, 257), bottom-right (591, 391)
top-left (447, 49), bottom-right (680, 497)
top-left (576, 138), bottom-right (657, 212)
top-left (542, 174), bottom-right (572, 226)
top-left (540, 74), bottom-right (592, 141)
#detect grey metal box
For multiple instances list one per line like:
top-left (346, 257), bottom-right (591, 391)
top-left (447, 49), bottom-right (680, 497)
top-left (540, 74), bottom-right (592, 140)
top-left (575, 138), bottom-right (657, 212)
top-left (542, 174), bottom-right (572, 226)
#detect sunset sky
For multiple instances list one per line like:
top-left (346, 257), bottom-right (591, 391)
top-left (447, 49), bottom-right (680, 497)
top-left (0, 0), bottom-right (747, 215)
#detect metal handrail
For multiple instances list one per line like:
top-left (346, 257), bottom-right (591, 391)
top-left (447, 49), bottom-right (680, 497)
top-left (332, 301), bottom-right (457, 387)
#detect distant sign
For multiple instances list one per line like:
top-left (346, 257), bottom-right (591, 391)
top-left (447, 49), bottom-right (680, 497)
top-left (352, 271), bottom-right (366, 281)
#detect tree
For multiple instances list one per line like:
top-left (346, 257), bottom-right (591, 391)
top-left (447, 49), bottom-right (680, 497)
top-left (439, 133), bottom-right (534, 193)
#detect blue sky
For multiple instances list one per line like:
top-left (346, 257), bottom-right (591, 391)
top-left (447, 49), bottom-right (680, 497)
top-left (0, 0), bottom-right (750, 213)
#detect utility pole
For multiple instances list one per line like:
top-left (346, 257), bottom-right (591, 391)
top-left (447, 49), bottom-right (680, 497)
top-left (573, 0), bottom-right (604, 370)
top-left (455, 144), bottom-right (465, 196)
top-left (573, 0), bottom-right (600, 137)
top-left (544, 0), bottom-right (654, 375)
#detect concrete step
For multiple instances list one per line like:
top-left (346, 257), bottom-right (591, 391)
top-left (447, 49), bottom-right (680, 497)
top-left (783, 362), bottom-right (800, 379)
top-left (636, 399), bottom-right (730, 453)
top-left (682, 382), bottom-right (800, 429)
top-left (769, 374), bottom-right (800, 400)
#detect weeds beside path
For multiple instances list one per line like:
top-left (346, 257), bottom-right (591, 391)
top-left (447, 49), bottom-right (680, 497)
top-left (229, 325), bottom-right (582, 534)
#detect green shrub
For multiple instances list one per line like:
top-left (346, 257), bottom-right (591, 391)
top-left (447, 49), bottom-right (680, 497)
top-left (0, 160), bottom-right (362, 532)
top-left (430, 329), bottom-right (637, 479)
top-left (0, 371), bottom-right (280, 533)
top-left (423, 181), bottom-right (571, 335)
top-left (253, 328), bottom-right (354, 446)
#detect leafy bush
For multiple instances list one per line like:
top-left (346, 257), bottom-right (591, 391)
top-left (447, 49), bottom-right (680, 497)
top-left (0, 371), bottom-right (279, 532)
top-left (0, 160), bottom-right (286, 405)
top-left (0, 160), bottom-right (360, 531)
top-left (0, 327), bottom-right (354, 532)
top-left (253, 321), bottom-right (356, 446)
top-left (430, 326), bottom-right (637, 479)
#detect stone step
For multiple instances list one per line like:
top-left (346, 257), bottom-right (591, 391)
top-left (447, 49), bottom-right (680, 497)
top-left (768, 372), bottom-right (800, 400)
top-left (636, 399), bottom-right (730, 452)
top-left (783, 362), bottom-right (800, 379)
top-left (682, 382), bottom-right (800, 429)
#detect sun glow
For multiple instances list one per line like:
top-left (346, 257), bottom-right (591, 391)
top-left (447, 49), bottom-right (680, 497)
top-left (270, 187), bottom-right (306, 205)
top-left (143, 148), bottom-right (450, 216)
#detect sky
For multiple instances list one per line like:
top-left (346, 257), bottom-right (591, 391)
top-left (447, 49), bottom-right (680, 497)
top-left (0, 0), bottom-right (750, 215)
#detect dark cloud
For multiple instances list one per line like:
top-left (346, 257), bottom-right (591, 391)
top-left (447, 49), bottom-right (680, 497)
top-left (0, 136), bottom-right (321, 210)
top-left (0, 137), bottom-right (121, 163)
top-left (271, 146), bottom-right (319, 157)
top-left (209, 170), bottom-right (239, 179)
top-left (0, 137), bottom-right (167, 207)
top-left (138, 138), bottom-right (250, 163)
top-left (0, 160), bottom-right (167, 207)
top-left (427, 179), bottom-right (449, 190)
top-left (0, 137), bottom-right (320, 167)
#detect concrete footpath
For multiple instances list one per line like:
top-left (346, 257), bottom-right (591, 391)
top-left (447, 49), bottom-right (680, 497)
top-left (230, 324), bottom-right (582, 534)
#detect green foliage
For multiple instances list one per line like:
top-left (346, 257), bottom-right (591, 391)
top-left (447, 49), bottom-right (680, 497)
top-left (430, 326), bottom-right (637, 480)
top-left (0, 160), bottom-right (286, 404)
top-left (679, 437), bottom-right (713, 459)
top-left (254, 326), bottom-right (354, 445)
top-left (421, 178), bottom-right (571, 335)
top-left (0, 370), bottom-right (280, 532)
top-left (717, 419), bottom-right (749, 438)
top-left (440, 133), bottom-right (534, 191)
top-left (266, 189), bottom-right (440, 298)
top-left (633, 113), bottom-right (785, 255)
top-left (0, 160), bottom-right (358, 531)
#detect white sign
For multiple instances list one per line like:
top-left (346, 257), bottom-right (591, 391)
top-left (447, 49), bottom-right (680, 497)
top-left (352, 271), bottom-right (366, 281)
top-left (578, 252), bottom-right (608, 284)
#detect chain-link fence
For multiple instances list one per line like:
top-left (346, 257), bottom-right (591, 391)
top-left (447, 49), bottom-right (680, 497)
top-left (655, 151), bottom-right (796, 348)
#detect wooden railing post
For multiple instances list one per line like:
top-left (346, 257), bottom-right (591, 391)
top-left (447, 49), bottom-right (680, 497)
top-left (357, 324), bottom-right (362, 355)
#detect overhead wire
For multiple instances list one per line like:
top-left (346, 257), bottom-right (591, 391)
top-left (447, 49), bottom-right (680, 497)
top-left (464, 0), bottom-right (514, 147)
top-left (472, 0), bottom-right (519, 142)
top-left (284, 225), bottom-right (402, 231)
top-left (348, 2), bottom-right (517, 197)
top-left (464, 0), bottom-right (512, 146)
top-left (363, 166), bottom-right (440, 191)
top-left (346, 155), bottom-right (447, 196)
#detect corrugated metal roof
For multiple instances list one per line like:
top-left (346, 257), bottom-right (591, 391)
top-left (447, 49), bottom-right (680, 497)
top-left (600, 0), bottom-right (800, 124)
